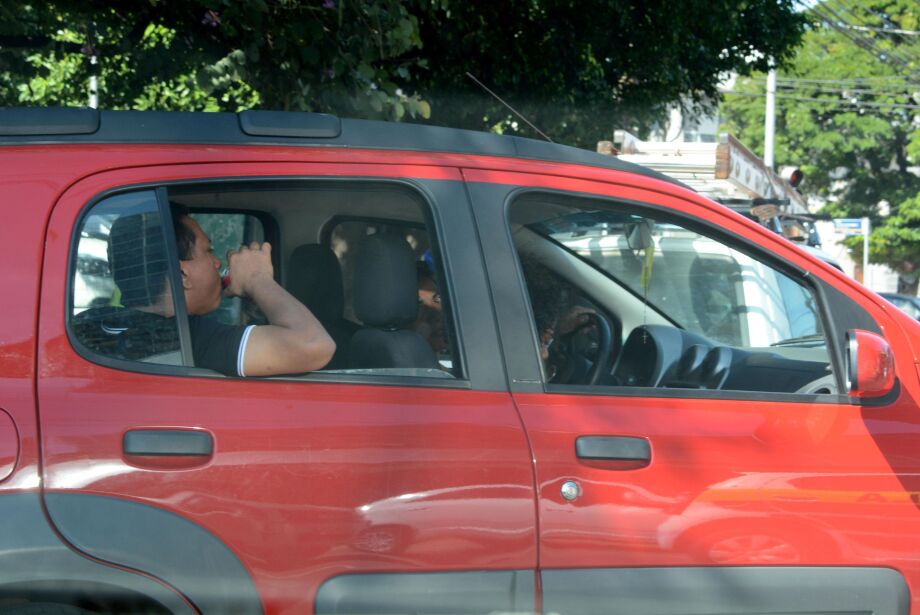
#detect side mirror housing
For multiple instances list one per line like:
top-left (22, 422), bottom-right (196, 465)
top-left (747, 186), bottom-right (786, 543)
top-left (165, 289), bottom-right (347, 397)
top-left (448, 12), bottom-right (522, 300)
top-left (847, 329), bottom-right (896, 398)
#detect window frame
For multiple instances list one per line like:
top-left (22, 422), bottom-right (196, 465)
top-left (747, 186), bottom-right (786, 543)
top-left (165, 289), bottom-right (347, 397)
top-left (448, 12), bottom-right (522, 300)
top-left (506, 187), bottom-right (854, 402)
top-left (65, 176), bottom-right (473, 390)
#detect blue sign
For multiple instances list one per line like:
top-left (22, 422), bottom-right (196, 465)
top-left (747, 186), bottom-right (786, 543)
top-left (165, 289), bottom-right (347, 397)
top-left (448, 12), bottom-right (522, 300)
top-left (833, 218), bottom-right (866, 235)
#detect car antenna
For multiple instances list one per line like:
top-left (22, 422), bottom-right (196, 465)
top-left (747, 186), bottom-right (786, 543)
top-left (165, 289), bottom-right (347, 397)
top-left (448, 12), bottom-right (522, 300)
top-left (465, 72), bottom-right (554, 143)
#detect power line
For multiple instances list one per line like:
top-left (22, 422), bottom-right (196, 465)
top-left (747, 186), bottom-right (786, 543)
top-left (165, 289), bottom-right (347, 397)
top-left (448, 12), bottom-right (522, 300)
top-left (770, 83), bottom-right (920, 97)
top-left (828, 0), bottom-right (920, 62)
top-left (831, 0), bottom-right (920, 37)
top-left (745, 75), bottom-right (919, 86)
top-left (831, 22), bottom-right (920, 37)
top-left (722, 90), bottom-right (920, 110)
top-left (804, 3), bottom-right (914, 71)
top-left (809, 3), bottom-right (919, 72)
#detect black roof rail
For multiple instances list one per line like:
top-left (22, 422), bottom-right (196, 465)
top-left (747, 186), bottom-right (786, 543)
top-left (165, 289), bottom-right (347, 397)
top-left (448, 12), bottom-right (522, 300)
top-left (238, 110), bottom-right (341, 138)
top-left (0, 107), bottom-right (683, 188)
top-left (0, 107), bottom-right (99, 136)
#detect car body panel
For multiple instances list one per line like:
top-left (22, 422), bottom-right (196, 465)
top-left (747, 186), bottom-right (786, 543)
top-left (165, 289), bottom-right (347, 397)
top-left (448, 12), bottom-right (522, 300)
top-left (465, 167), bottom-right (920, 614)
top-left (34, 157), bottom-right (537, 614)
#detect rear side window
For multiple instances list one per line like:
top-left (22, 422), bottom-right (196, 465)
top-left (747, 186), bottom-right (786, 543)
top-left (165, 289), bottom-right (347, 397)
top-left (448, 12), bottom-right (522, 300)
top-left (71, 191), bottom-right (183, 366)
top-left (68, 181), bottom-right (462, 383)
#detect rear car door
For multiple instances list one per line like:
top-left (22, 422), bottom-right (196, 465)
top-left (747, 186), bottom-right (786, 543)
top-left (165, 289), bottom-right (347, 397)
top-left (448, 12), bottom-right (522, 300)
top-left (466, 166), bottom-right (920, 615)
top-left (37, 155), bottom-right (536, 615)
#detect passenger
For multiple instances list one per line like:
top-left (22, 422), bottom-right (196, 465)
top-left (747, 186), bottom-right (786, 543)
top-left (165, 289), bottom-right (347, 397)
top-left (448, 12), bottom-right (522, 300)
top-left (413, 261), bottom-right (449, 355)
top-left (92, 205), bottom-right (335, 376)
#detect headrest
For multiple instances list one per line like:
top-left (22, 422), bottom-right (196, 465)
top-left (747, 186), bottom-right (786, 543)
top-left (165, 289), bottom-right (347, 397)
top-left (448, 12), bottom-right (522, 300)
top-left (287, 244), bottom-right (344, 322)
top-left (353, 235), bottom-right (418, 328)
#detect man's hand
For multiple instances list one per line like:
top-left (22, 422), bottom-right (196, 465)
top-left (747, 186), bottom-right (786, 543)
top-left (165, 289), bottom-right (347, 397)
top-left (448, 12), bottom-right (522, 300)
top-left (225, 241), bottom-right (335, 375)
top-left (224, 242), bottom-right (274, 299)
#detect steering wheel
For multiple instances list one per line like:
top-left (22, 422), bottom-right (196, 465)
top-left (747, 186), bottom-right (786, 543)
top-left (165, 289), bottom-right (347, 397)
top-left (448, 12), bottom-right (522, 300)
top-left (551, 312), bottom-right (615, 385)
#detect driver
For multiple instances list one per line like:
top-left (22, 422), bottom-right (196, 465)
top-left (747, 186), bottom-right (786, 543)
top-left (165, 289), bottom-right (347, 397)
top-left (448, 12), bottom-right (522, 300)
top-left (520, 256), bottom-right (593, 380)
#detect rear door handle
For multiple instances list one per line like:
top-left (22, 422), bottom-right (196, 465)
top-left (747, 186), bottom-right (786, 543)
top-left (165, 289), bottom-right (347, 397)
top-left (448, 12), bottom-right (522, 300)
top-left (123, 429), bottom-right (213, 457)
top-left (576, 436), bottom-right (650, 462)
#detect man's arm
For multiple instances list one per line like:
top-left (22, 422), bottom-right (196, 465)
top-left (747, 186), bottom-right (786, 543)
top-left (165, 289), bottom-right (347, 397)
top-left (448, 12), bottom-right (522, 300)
top-left (226, 242), bottom-right (335, 376)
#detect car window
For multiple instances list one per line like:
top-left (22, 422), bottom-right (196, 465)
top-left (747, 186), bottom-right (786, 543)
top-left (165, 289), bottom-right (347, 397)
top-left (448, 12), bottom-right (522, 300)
top-left (510, 194), bottom-right (837, 395)
top-left (69, 181), bottom-right (461, 381)
top-left (70, 190), bottom-right (183, 366)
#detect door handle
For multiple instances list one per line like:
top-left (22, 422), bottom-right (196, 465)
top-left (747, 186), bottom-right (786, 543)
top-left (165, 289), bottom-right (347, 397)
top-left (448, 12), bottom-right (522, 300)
top-left (576, 436), bottom-right (650, 462)
top-left (123, 429), bottom-right (213, 457)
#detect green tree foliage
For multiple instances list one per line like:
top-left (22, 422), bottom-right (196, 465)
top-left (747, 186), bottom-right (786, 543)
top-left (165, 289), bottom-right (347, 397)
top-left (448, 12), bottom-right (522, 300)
top-left (720, 0), bottom-right (920, 292)
top-left (414, 0), bottom-right (807, 146)
top-left (0, 1), bottom-right (430, 118)
top-left (1, 1), bottom-right (806, 143)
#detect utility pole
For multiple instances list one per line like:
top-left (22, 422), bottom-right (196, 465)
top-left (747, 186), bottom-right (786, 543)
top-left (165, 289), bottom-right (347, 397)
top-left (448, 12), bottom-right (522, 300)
top-left (764, 67), bottom-right (776, 170)
top-left (89, 53), bottom-right (98, 109)
top-left (87, 23), bottom-right (98, 109)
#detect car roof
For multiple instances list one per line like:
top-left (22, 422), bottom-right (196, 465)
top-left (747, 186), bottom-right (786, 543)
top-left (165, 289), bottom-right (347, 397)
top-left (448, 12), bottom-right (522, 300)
top-left (0, 107), bottom-right (680, 186)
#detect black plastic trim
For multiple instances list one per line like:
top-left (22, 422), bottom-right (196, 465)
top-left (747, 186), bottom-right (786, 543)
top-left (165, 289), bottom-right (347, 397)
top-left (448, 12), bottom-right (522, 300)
top-left (859, 377), bottom-right (902, 407)
top-left (266, 370), bottom-right (473, 389)
top-left (238, 110), bottom-right (341, 138)
top-left (0, 106), bottom-right (99, 136)
top-left (44, 493), bottom-right (263, 614)
top-left (0, 109), bottom-right (677, 187)
top-left (0, 493), bottom-right (192, 614)
top-left (547, 382), bottom-right (855, 404)
top-left (123, 429), bottom-right (213, 456)
top-left (156, 187), bottom-right (194, 367)
top-left (575, 435), bottom-right (650, 461)
top-left (541, 566), bottom-right (909, 615)
top-left (315, 570), bottom-right (534, 614)
top-left (847, 328), bottom-right (858, 392)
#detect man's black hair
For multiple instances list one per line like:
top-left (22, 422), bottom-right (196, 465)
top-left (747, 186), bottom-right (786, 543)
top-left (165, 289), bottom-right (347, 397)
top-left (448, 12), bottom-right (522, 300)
top-left (108, 202), bottom-right (196, 307)
top-left (171, 203), bottom-right (196, 261)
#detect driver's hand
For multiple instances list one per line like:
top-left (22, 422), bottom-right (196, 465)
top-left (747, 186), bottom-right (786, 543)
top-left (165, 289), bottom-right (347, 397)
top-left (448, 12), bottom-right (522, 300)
top-left (557, 305), bottom-right (596, 335)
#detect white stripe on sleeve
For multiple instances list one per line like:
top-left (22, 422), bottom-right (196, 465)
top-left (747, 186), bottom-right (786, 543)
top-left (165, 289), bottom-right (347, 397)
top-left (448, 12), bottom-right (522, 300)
top-left (237, 325), bottom-right (256, 377)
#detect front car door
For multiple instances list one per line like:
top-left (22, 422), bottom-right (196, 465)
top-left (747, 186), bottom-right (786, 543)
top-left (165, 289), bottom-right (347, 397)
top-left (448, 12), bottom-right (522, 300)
top-left (37, 153), bottom-right (536, 614)
top-left (466, 166), bottom-right (920, 615)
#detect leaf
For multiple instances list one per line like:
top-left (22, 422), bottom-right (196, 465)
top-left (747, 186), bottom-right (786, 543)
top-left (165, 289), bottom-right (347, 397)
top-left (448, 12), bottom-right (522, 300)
top-left (418, 99), bottom-right (431, 119)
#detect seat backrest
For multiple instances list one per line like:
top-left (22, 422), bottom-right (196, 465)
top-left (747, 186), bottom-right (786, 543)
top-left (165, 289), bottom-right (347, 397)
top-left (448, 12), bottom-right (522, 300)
top-left (287, 243), bottom-right (357, 369)
top-left (288, 244), bottom-right (346, 323)
top-left (348, 234), bottom-right (439, 369)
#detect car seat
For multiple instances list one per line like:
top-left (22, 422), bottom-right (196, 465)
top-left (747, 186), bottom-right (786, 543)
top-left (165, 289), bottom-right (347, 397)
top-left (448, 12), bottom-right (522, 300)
top-left (287, 244), bottom-right (358, 370)
top-left (348, 234), bottom-right (440, 369)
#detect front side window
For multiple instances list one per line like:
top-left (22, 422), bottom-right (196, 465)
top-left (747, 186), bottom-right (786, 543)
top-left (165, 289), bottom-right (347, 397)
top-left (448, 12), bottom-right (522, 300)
top-left (511, 194), bottom-right (836, 395)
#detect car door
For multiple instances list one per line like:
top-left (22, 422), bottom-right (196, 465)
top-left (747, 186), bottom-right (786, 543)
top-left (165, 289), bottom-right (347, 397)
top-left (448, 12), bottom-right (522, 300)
top-left (37, 157), bottom-right (536, 615)
top-left (465, 166), bottom-right (920, 615)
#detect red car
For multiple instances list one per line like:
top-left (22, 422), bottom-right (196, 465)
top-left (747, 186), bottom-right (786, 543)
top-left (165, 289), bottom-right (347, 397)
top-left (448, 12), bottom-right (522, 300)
top-left (0, 107), bottom-right (918, 615)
